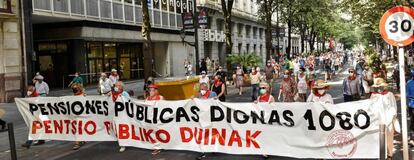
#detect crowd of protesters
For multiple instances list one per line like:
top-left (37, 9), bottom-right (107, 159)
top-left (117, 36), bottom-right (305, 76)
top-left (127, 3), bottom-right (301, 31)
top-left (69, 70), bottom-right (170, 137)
top-left (12, 49), bottom-right (414, 159)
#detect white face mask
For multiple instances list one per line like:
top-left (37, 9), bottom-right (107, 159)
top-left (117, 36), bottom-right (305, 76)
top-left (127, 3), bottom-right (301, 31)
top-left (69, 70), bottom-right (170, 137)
top-left (283, 75), bottom-right (289, 78)
top-left (200, 90), bottom-right (207, 95)
top-left (114, 87), bottom-right (119, 92)
top-left (318, 89), bottom-right (325, 95)
top-left (27, 91), bottom-right (32, 96)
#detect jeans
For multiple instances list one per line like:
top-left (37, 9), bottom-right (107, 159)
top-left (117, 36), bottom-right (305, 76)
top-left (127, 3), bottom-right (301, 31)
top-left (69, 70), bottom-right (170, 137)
top-left (251, 84), bottom-right (259, 101)
top-left (409, 108), bottom-right (414, 139)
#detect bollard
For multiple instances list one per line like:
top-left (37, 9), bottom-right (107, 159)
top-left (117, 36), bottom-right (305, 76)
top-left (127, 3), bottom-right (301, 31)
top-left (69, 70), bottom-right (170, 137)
top-left (379, 124), bottom-right (385, 160)
top-left (7, 123), bottom-right (17, 160)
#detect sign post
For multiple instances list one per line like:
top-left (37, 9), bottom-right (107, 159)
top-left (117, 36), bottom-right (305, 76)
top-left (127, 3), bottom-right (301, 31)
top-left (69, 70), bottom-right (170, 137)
top-left (379, 6), bottom-right (414, 160)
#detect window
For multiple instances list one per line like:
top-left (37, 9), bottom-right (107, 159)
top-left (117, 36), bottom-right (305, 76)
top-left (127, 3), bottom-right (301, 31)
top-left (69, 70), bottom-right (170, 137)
top-left (88, 42), bottom-right (103, 58)
top-left (0, 0), bottom-right (11, 13)
top-left (217, 19), bottom-right (223, 31)
top-left (238, 24), bottom-right (243, 37)
top-left (246, 25), bottom-right (251, 38)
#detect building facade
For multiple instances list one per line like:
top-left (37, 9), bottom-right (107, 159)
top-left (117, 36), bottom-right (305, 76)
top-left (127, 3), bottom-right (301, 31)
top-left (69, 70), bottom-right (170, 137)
top-left (197, 0), bottom-right (301, 69)
top-left (25, 0), bottom-right (197, 88)
top-left (0, 0), bottom-right (23, 102)
top-left (198, 0), bottom-right (266, 67)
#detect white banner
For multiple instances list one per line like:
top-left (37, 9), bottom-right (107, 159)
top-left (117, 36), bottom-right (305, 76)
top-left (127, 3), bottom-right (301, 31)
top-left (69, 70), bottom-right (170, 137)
top-left (15, 96), bottom-right (381, 159)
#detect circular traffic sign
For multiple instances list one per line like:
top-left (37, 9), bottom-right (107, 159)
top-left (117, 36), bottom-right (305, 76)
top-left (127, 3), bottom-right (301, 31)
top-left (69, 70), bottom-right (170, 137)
top-left (380, 6), bottom-right (414, 46)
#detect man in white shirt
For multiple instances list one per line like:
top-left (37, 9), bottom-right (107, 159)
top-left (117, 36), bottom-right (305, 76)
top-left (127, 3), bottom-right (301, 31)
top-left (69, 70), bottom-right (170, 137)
top-left (99, 73), bottom-right (112, 95)
top-left (33, 75), bottom-right (49, 97)
top-left (199, 71), bottom-right (209, 85)
top-left (109, 69), bottom-right (119, 85)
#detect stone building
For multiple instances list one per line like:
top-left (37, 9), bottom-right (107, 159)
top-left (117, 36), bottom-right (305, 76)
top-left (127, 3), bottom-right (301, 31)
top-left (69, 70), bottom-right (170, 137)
top-left (0, 0), bottom-right (23, 102)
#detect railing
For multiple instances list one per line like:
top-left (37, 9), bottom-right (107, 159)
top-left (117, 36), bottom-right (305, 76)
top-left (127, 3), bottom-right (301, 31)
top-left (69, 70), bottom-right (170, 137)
top-left (32, 0), bottom-right (181, 30)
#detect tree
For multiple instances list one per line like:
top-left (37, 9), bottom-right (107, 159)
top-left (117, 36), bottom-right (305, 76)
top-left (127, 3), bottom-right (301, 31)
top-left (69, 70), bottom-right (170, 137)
top-left (221, 0), bottom-right (234, 56)
top-left (257, 0), bottom-right (277, 60)
top-left (227, 53), bottom-right (262, 68)
top-left (279, 0), bottom-right (297, 58)
top-left (142, 0), bottom-right (154, 80)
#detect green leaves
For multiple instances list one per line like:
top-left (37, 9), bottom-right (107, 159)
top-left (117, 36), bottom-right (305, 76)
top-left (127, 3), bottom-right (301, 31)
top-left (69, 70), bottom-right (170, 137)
top-left (227, 53), bottom-right (262, 68)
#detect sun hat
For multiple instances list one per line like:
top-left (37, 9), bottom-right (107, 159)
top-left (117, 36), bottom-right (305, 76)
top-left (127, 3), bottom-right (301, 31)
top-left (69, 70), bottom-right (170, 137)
top-left (148, 84), bottom-right (159, 89)
top-left (313, 80), bottom-right (329, 89)
top-left (372, 78), bottom-right (388, 87)
top-left (34, 75), bottom-right (44, 80)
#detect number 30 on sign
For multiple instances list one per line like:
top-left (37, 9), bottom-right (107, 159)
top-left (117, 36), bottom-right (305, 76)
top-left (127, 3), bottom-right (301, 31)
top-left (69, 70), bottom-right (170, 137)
top-left (380, 6), bottom-right (414, 47)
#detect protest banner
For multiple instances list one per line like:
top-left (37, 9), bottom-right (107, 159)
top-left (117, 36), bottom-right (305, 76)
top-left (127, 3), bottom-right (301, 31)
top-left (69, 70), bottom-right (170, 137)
top-left (15, 96), bottom-right (381, 159)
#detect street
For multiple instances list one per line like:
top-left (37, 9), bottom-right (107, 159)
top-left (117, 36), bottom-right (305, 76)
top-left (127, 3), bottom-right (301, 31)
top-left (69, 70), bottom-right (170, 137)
top-left (0, 64), bottom-right (412, 160)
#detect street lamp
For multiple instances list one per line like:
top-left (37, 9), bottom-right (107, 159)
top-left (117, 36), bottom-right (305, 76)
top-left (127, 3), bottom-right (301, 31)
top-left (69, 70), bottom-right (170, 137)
top-left (180, 28), bottom-right (196, 47)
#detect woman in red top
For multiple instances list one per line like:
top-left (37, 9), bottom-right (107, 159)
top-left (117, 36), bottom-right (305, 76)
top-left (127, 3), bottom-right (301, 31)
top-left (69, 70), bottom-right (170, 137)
top-left (145, 84), bottom-right (163, 155)
top-left (257, 82), bottom-right (275, 103)
top-left (146, 85), bottom-right (164, 101)
top-left (21, 84), bottom-right (45, 148)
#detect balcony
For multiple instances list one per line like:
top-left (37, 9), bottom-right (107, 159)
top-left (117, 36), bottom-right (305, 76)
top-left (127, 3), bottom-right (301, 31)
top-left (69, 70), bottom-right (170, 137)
top-left (32, 0), bottom-right (182, 30)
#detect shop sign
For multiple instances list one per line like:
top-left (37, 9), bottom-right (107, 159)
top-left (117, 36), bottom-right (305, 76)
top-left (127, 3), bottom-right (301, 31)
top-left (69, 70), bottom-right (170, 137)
top-left (198, 8), bottom-right (208, 29)
top-left (182, 12), bottom-right (194, 29)
top-left (203, 29), bottom-right (225, 42)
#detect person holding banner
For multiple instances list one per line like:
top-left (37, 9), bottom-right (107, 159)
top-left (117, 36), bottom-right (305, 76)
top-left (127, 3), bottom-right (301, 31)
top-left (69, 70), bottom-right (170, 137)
top-left (343, 68), bottom-right (361, 102)
top-left (144, 84), bottom-right (164, 155)
top-left (110, 81), bottom-right (130, 152)
top-left (256, 82), bottom-right (275, 103)
top-left (146, 84), bottom-right (164, 101)
top-left (307, 80), bottom-right (333, 104)
top-left (72, 84), bottom-right (86, 150)
top-left (370, 78), bottom-right (400, 159)
top-left (197, 82), bottom-right (217, 99)
top-left (21, 84), bottom-right (45, 148)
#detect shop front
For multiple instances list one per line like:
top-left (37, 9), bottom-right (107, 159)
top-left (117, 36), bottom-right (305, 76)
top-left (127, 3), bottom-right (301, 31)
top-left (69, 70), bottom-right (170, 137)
top-left (34, 40), bottom-right (144, 88)
top-left (86, 42), bottom-right (144, 83)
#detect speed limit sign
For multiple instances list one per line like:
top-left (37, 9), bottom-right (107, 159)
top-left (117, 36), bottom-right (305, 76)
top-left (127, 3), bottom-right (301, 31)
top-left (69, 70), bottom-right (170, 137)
top-left (380, 6), bottom-right (414, 46)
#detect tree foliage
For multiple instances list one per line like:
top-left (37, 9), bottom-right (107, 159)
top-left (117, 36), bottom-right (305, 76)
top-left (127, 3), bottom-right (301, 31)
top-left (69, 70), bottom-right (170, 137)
top-left (227, 53), bottom-right (262, 68)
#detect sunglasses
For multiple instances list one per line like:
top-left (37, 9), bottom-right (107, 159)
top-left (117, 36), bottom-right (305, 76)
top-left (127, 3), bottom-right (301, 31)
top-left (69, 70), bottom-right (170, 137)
top-left (259, 87), bottom-right (266, 89)
top-left (349, 71), bottom-right (354, 73)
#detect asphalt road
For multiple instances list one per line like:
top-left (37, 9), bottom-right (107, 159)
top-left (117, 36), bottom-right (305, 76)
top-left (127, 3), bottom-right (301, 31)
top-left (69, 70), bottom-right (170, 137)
top-left (0, 63), bottom-right (412, 160)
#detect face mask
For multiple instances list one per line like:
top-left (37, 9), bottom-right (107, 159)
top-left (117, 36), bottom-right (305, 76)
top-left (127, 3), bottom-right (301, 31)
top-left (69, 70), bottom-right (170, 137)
top-left (317, 89), bottom-right (325, 95)
top-left (200, 90), bottom-right (207, 95)
top-left (114, 87), bottom-right (119, 92)
top-left (27, 91), bottom-right (32, 96)
top-left (147, 81), bottom-right (152, 84)
top-left (374, 86), bottom-right (385, 92)
top-left (72, 88), bottom-right (79, 94)
top-left (75, 74), bottom-right (79, 77)
top-left (218, 69), bottom-right (222, 72)
top-left (260, 89), bottom-right (267, 95)
top-left (283, 75), bottom-right (289, 78)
